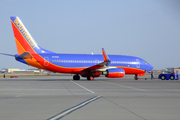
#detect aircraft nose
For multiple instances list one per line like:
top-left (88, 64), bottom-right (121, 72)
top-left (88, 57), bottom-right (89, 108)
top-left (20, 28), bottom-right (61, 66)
top-left (147, 63), bottom-right (153, 72)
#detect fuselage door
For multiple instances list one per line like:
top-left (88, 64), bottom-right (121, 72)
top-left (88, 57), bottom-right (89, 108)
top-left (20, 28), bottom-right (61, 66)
top-left (136, 59), bottom-right (140, 68)
top-left (44, 57), bottom-right (49, 66)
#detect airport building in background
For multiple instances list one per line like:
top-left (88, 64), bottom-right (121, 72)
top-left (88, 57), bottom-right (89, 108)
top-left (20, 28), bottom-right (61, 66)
top-left (0, 68), bottom-right (45, 74)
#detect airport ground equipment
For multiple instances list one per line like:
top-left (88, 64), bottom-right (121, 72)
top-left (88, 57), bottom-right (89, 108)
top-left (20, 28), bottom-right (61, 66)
top-left (158, 73), bottom-right (179, 80)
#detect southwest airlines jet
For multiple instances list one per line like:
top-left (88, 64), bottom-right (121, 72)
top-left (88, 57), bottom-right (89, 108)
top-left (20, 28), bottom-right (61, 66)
top-left (3, 16), bottom-right (153, 80)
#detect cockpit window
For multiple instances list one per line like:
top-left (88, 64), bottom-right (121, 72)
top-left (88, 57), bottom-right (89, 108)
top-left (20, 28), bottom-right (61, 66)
top-left (143, 61), bottom-right (148, 64)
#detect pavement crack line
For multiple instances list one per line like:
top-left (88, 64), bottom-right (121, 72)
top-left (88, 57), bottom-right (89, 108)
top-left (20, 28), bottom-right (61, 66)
top-left (103, 97), bottom-right (147, 120)
top-left (47, 95), bottom-right (102, 120)
top-left (61, 81), bottom-right (75, 96)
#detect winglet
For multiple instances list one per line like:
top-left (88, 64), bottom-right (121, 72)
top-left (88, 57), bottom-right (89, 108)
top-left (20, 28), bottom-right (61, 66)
top-left (102, 48), bottom-right (111, 62)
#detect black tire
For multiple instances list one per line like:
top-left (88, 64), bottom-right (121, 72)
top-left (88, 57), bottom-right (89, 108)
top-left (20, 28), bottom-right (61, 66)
top-left (161, 75), bottom-right (165, 80)
top-left (134, 76), bottom-right (138, 80)
top-left (170, 75), bottom-right (174, 80)
top-left (73, 75), bottom-right (80, 80)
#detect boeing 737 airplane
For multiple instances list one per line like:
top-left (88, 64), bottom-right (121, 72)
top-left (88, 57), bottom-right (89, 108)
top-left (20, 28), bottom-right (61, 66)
top-left (1, 16), bottom-right (153, 80)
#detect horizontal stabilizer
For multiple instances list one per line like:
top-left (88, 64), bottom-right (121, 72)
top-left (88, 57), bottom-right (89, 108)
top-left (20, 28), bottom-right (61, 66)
top-left (0, 53), bottom-right (14, 57)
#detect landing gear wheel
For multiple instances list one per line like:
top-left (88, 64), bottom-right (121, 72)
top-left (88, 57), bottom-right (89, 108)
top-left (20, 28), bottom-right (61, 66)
top-left (87, 76), bottom-right (94, 80)
top-left (73, 74), bottom-right (80, 80)
top-left (134, 75), bottom-right (138, 80)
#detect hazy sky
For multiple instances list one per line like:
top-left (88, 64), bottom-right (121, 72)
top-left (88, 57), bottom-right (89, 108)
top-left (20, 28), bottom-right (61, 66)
top-left (0, 0), bottom-right (180, 70)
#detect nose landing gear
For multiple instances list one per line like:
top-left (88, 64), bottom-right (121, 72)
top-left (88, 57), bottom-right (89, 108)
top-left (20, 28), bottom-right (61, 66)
top-left (134, 74), bottom-right (138, 80)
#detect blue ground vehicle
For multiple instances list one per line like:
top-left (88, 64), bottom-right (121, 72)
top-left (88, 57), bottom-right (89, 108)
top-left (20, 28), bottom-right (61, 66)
top-left (158, 73), bottom-right (179, 80)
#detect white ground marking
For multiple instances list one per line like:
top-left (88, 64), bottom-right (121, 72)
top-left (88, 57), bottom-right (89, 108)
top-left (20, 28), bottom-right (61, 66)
top-left (70, 80), bottom-right (95, 93)
top-left (49, 95), bottom-right (102, 120)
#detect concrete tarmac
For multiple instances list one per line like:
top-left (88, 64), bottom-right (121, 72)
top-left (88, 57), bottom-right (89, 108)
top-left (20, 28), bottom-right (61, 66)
top-left (0, 76), bottom-right (180, 120)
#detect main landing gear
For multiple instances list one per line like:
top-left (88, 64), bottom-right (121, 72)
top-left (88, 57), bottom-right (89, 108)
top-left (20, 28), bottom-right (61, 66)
top-left (87, 76), bottom-right (94, 80)
top-left (73, 74), bottom-right (80, 80)
top-left (73, 74), bottom-right (94, 80)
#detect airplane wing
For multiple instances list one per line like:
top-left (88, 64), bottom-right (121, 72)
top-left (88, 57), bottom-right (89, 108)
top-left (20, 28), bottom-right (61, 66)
top-left (81, 48), bottom-right (115, 73)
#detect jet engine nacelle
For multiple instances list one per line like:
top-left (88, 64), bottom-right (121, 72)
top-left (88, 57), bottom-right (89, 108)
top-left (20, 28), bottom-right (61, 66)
top-left (103, 68), bottom-right (125, 78)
